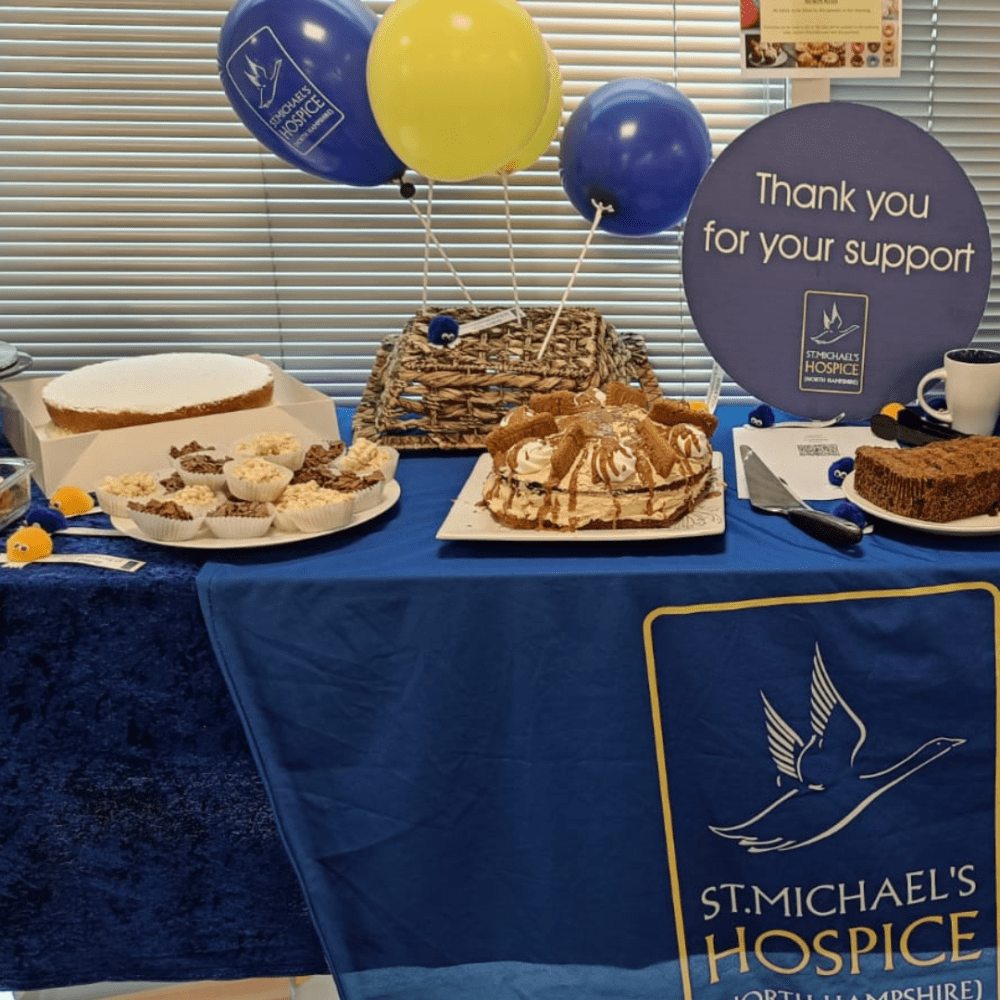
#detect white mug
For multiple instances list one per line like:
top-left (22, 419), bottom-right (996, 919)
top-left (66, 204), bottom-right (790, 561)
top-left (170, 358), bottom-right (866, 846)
top-left (917, 347), bottom-right (1000, 436)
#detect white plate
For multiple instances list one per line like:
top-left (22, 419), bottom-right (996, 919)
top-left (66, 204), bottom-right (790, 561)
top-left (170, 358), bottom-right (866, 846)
top-left (111, 479), bottom-right (400, 549)
top-left (437, 453), bottom-right (725, 542)
top-left (843, 472), bottom-right (1000, 536)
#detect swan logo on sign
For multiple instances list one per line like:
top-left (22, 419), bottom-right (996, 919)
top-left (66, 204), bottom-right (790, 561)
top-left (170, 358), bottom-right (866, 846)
top-left (709, 643), bottom-right (964, 853)
top-left (224, 26), bottom-right (345, 156)
top-left (799, 291), bottom-right (868, 394)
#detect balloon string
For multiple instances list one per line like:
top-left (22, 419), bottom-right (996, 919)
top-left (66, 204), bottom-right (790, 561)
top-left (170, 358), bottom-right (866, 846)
top-left (422, 180), bottom-right (433, 314)
top-left (536, 200), bottom-right (612, 360)
top-left (407, 194), bottom-right (479, 314)
top-left (500, 172), bottom-right (521, 326)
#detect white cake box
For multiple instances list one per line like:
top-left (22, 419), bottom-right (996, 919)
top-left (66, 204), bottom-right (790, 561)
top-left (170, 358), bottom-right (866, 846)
top-left (0, 356), bottom-right (342, 495)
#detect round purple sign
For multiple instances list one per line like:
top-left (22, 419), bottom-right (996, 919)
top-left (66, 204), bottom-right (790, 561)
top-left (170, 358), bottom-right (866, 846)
top-left (682, 102), bottom-right (991, 419)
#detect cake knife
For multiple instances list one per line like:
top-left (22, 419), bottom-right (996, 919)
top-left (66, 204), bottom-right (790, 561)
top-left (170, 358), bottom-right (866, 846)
top-left (740, 445), bottom-right (863, 547)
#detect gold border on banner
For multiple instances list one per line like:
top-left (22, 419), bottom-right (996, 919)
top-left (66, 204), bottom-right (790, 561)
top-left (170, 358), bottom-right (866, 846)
top-left (642, 582), bottom-right (1000, 1000)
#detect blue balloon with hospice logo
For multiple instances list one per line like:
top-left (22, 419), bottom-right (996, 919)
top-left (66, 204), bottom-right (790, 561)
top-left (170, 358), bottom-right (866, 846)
top-left (218, 0), bottom-right (405, 187)
top-left (559, 78), bottom-right (712, 237)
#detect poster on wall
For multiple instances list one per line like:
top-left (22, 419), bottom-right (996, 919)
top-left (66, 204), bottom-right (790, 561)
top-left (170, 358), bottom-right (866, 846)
top-left (741, 0), bottom-right (901, 76)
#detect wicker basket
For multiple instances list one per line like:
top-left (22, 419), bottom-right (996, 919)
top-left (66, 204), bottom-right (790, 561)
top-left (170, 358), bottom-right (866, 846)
top-left (352, 305), bottom-right (661, 450)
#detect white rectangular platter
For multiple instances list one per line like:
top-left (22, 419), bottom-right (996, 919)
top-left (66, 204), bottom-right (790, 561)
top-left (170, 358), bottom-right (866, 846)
top-left (437, 453), bottom-right (725, 542)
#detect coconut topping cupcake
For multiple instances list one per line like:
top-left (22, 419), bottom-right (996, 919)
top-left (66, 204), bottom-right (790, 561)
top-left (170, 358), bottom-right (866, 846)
top-left (337, 438), bottom-right (398, 481)
top-left (273, 482), bottom-right (352, 532)
top-left (167, 483), bottom-right (220, 515)
top-left (224, 456), bottom-right (294, 501)
top-left (96, 471), bottom-right (162, 517)
top-left (233, 431), bottom-right (306, 470)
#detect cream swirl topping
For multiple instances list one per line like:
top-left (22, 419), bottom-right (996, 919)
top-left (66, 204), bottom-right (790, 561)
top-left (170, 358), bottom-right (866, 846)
top-left (594, 444), bottom-right (637, 484)
top-left (511, 440), bottom-right (555, 475)
top-left (667, 424), bottom-right (711, 460)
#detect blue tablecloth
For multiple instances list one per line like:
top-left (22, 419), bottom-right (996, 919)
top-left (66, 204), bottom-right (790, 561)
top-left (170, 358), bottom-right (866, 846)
top-left (197, 407), bottom-right (1000, 1000)
top-left (0, 437), bottom-right (327, 990)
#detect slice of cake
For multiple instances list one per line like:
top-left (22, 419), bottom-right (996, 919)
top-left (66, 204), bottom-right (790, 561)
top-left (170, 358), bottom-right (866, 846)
top-left (854, 437), bottom-right (1000, 522)
top-left (480, 384), bottom-right (717, 531)
top-left (42, 353), bottom-right (274, 433)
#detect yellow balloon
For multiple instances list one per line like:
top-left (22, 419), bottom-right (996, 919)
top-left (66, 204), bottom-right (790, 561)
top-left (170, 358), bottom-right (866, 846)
top-left (499, 43), bottom-right (562, 174)
top-left (367, 0), bottom-right (551, 183)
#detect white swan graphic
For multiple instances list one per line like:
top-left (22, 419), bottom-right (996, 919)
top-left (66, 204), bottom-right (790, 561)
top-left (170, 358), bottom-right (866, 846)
top-left (811, 302), bottom-right (860, 345)
top-left (709, 643), bottom-right (964, 853)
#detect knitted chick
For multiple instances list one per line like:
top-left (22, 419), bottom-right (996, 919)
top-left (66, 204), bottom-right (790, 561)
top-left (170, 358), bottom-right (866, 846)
top-left (6, 524), bottom-right (53, 562)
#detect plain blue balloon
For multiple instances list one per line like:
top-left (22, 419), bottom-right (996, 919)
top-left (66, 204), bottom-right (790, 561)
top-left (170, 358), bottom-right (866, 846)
top-left (559, 78), bottom-right (712, 237)
top-left (218, 0), bottom-right (405, 186)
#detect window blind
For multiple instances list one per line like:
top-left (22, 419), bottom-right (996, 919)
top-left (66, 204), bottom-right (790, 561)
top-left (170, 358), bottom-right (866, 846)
top-left (2, 0), bottom-right (995, 406)
top-left (831, 0), bottom-right (1000, 348)
top-left (0, 0), bottom-right (784, 404)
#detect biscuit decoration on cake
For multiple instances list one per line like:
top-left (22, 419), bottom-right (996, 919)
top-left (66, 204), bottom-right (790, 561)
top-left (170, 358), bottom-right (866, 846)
top-left (528, 391), bottom-right (578, 416)
top-left (502, 405), bottom-right (532, 427)
top-left (648, 397), bottom-right (719, 437)
top-left (485, 413), bottom-right (559, 464)
top-left (549, 422), bottom-right (588, 482)
top-left (638, 418), bottom-right (679, 478)
top-left (605, 381), bottom-right (650, 410)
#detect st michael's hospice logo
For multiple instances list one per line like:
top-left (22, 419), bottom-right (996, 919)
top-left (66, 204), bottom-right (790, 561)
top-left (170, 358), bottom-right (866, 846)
top-left (709, 643), bottom-right (964, 853)
top-left (223, 26), bottom-right (345, 156)
top-left (799, 290), bottom-right (868, 394)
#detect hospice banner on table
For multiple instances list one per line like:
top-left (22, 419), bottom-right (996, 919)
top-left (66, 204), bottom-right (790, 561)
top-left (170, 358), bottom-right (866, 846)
top-left (644, 583), bottom-right (998, 1000)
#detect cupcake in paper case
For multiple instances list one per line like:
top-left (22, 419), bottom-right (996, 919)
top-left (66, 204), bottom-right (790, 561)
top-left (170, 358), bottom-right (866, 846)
top-left (289, 440), bottom-right (348, 488)
top-left (205, 499), bottom-right (276, 539)
top-left (233, 431), bottom-right (307, 471)
top-left (223, 456), bottom-right (294, 501)
top-left (96, 470), bottom-right (163, 517)
top-left (166, 483), bottom-right (222, 517)
top-left (169, 440), bottom-right (216, 460)
top-left (274, 482), bottom-right (354, 533)
top-left (174, 450), bottom-right (231, 490)
top-left (336, 438), bottom-right (399, 482)
top-left (303, 440), bottom-right (346, 465)
top-left (127, 497), bottom-right (205, 542)
top-left (158, 470), bottom-right (187, 495)
top-left (329, 470), bottom-right (385, 513)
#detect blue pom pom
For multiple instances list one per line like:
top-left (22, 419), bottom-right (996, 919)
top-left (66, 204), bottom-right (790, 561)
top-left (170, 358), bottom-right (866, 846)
top-left (748, 404), bottom-right (775, 428)
top-left (427, 314), bottom-right (460, 347)
top-left (833, 501), bottom-right (866, 528)
top-left (25, 505), bottom-right (67, 532)
top-left (827, 457), bottom-right (855, 485)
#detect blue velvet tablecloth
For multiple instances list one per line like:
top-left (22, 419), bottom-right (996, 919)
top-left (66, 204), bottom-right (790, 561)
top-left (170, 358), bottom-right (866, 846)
top-left (0, 437), bottom-right (328, 990)
top-left (197, 407), bottom-right (1000, 1000)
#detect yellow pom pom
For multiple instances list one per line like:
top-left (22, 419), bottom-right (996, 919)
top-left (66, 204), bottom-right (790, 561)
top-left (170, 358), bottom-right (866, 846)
top-left (688, 400), bottom-right (709, 412)
top-left (6, 524), bottom-right (53, 563)
top-left (50, 485), bottom-right (95, 516)
top-left (880, 402), bottom-right (906, 418)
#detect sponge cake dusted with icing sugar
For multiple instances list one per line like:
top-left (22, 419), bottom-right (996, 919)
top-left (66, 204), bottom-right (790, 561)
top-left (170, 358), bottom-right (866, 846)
top-left (42, 352), bottom-right (275, 433)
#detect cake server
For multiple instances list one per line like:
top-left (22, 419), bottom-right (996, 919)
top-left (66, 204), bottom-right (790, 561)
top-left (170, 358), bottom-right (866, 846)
top-left (740, 445), bottom-right (863, 547)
